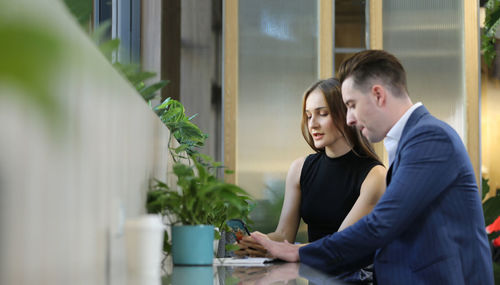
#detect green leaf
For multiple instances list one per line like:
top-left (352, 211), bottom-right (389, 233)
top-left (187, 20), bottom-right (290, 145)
top-left (163, 230), bottom-right (172, 254)
top-left (98, 38), bottom-right (120, 60)
top-left (173, 163), bottom-right (194, 178)
top-left (161, 105), bottom-right (186, 124)
top-left (62, 0), bottom-right (93, 30)
top-left (224, 276), bottom-right (240, 285)
top-left (494, 262), bottom-right (500, 285)
top-left (139, 80), bottom-right (169, 101)
top-left (155, 97), bottom-right (173, 110)
top-left (91, 20), bottom-right (111, 44)
top-left (225, 243), bottom-right (241, 252)
top-left (484, 195), bottom-right (500, 227)
top-left (173, 145), bottom-right (189, 154)
top-left (482, 177), bottom-right (491, 200)
top-left (129, 71), bottom-right (157, 85)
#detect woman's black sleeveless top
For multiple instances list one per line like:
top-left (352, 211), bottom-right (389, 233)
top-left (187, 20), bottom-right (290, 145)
top-left (300, 150), bottom-right (381, 242)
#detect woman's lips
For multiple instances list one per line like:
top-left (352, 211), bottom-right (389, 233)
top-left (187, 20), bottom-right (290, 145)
top-left (313, 133), bottom-right (324, 140)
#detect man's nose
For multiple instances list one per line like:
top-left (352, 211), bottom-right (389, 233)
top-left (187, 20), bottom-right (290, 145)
top-left (346, 110), bottom-right (356, 126)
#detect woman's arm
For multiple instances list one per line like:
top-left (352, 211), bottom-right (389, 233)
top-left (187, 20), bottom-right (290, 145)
top-left (266, 156), bottom-right (306, 242)
top-left (235, 157), bottom-right (306, 256)
top-left (337, 165), bottom-right (386, 231)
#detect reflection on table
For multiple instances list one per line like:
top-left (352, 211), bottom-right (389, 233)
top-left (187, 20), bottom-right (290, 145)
top-left (156, 261), bottom-right (352, 285)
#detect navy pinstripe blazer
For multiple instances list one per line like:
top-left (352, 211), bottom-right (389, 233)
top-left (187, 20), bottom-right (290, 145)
top-left (299, 106), bottom-right (494, 284)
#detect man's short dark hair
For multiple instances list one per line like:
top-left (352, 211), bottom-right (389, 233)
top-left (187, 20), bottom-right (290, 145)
top-left (338, 50), bottom-right (408, 97)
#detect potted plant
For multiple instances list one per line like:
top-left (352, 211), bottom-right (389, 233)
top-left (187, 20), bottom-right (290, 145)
top-left (146, 98), bottom-right (254, 265)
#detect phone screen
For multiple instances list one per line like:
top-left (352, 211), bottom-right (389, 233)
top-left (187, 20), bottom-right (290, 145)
top-left (227, 219), bottom-right (250, 242)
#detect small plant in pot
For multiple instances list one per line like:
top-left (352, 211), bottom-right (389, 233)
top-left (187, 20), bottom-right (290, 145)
top-left (146, 98), bottom-right (254, 265)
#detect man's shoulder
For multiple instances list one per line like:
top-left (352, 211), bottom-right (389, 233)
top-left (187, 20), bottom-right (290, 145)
top-left (405, 110), bottom-right (458, 141)
top-left (400, 112), bottom-right (468, 163)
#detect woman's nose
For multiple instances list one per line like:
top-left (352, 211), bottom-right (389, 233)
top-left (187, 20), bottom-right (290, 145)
top-left (309, 115), bottom-right (319, 128)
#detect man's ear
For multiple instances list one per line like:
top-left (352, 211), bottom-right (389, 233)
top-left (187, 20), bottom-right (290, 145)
top-left (371, 84), bottom-right (386, 107)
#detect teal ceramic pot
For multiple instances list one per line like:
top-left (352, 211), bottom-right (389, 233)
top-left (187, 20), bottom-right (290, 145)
top-left (171, 225), bottom-right (214, 265)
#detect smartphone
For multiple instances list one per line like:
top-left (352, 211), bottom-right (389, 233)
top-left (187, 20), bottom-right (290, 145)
top-left (227, 219), bottom-right (251, 242)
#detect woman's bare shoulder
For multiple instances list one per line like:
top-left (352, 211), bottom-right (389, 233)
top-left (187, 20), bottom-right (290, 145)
top-left (289, 156), bottom-right (307, 173)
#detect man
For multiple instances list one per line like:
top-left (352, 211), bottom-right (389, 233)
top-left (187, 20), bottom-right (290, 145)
top-left (252, 50), bottom-right (494, 284)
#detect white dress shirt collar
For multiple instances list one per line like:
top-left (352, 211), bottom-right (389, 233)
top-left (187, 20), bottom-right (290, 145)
top-left (384, 102), bottom-right (423, 165)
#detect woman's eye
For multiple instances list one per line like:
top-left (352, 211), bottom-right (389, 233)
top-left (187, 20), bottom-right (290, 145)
top-left (320, 113), bottom-right (328, 117)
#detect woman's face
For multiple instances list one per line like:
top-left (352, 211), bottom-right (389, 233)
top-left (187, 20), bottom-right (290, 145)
top-left (305, 89), bottom-right (343, 150)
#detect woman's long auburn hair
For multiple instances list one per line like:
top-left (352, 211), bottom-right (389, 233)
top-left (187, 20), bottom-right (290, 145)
top-left (300, 77), bottom-right (380, 162)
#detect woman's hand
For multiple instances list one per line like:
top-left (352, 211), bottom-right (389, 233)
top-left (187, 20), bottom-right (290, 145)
top-left (251, 231), bottom-right (301, 262)
top-left (233, 235), bottom-right (269, 257)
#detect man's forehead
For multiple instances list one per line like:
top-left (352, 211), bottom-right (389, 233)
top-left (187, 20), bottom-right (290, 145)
top-left (341, 77), bottom-right (356, 91)
top-left (341, 78), bottom-right (357, 102)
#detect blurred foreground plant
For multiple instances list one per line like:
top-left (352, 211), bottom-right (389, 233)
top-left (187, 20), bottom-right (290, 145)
top-left (0, 13), bottom-right (65, 125)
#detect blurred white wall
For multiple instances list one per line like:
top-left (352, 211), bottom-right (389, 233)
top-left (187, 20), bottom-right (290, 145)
top-left (0, 0), bottom-right (169, 284)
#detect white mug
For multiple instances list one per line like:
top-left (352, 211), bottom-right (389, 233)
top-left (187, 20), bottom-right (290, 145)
top-left (124, 215), bottom-right (165, 277)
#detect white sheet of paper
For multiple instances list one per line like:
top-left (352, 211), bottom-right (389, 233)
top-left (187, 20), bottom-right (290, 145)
top-left (214, 257), bottom-right (275, 266)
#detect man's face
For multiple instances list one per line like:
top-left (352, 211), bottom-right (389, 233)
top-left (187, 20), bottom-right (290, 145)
top-left (341, 77), bottom-right (386, 142)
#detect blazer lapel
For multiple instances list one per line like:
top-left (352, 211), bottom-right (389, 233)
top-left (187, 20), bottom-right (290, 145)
top-left (386, 164), bottom-right (393, 186)
top-left (396, 105), bottom-right (429, 155)
top-left (386, 106), bottom-right (429, 187)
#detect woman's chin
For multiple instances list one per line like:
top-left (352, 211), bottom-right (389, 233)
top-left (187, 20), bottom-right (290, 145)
top-left (314, 143), bottom-right (324, 149)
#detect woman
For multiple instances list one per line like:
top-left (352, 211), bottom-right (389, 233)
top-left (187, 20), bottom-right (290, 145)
top-left (236, 77), bottom-right (386, 256)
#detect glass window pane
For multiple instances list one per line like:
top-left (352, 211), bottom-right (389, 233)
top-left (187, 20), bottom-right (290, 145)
top-left (238, 0), bottom-right (318, 241)
top-left (383, 0), bottom-right (465, 139)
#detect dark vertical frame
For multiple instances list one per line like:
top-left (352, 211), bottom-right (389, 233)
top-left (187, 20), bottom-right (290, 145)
top-left (93, 0), bottom-right (112, 40)
top-left (161, 0), bottom-right (181, 101)
top-left (130, 0), bottom-right (141, 64)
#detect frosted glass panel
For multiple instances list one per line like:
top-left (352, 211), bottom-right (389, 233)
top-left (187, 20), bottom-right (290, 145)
top-left (238, 0), bottom-right (317, 200)
top-left (383, 1), bottom-right (465, 140)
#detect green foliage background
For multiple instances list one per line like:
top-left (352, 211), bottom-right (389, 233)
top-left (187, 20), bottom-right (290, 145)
top-left (482, 0), bottom-right (500, 66)
top-left (483, 178), bottom-right (500, 283)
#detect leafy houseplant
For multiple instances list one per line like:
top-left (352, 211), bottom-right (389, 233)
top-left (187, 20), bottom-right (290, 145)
top-left (146, 98), bottom-right (254, 264)
top-left (482, 0), bottom-right (500, 66)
